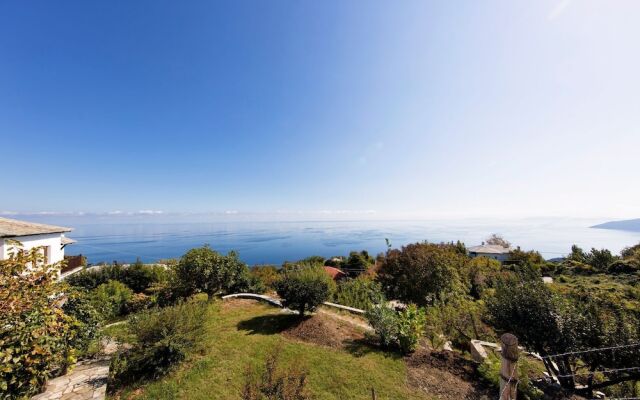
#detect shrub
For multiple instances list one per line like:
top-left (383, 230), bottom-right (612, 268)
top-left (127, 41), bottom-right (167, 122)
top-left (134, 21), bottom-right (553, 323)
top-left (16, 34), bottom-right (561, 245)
top-left (108, 298), bottom-right (207, 388)
top-left (173, 246), bottom-right (251, 297)
top-left (66, 261), bottom-right (167, 293)
top-left (366, 303), bottom-right (426, 354)
top-left (125, 292), bottom-right (154, 314)
top-left (242, 346), bottom-right (311, 400)
top-left (333, 276), bottom-right (382, 310)
top-left (343, 250), bottom-right (374, 277)
top-left (0, 244), bottom-right (85, 398)
top-left (464, 256), bottom-right (502, 299)
top-left (62, 289), bottom-right (103, 354)
top-left (275, 266), bottom-right (333, 316)
top-left (249, 265), bottom-right (280, 292)
top-left (91, 280), bottom-right (133, 319)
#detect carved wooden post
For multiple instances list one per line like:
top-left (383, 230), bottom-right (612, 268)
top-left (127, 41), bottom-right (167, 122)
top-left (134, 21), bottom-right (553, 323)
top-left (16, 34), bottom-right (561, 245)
top-left (500, 333), bottom-right (519, 400)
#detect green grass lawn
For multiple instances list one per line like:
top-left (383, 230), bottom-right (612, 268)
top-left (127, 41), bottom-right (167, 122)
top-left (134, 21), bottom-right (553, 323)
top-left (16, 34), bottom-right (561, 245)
top-left (110, 300), bottom-right (432, 400)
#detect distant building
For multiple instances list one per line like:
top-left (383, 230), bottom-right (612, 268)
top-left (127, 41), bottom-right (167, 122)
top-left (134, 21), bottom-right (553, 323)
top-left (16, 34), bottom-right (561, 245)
top-left (0, 217), bottom-right (76, 265)
top-left (468, 242), bottom-right (511, 263)
top-left (323, 266), bottom-right (347, 281)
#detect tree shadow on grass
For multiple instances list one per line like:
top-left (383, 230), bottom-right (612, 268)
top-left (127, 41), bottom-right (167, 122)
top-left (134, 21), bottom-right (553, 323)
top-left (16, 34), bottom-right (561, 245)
top-left (343, 338), bottom-right (403, 360)
top-left (237, 314), bottom-right (304, 335)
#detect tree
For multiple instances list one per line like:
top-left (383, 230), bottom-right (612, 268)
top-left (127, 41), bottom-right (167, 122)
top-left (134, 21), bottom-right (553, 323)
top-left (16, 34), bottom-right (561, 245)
top-left (343, 250), bottom-right (374, 277)
top-left (274, 266), bottom-right (333, 316)
top-left (485, 234), bottom-right (511, 248)
top-left (376, 242), bottom-right (468, 306)
top-left (173, 245), bottom-right (251, 297)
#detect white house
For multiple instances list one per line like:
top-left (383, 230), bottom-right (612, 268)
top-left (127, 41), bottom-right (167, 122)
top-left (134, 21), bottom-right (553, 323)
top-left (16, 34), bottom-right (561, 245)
top-left (0, 217), bottom-right (76, 265)
top-left (468, 242), bottom-right (512, 263)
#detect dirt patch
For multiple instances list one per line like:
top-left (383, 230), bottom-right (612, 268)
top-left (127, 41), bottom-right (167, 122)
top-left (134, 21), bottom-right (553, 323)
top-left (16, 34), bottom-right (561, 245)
top-left (282, 313), bottom-right (365, 350)
top-left (405, 349), bottom-right (495, 400)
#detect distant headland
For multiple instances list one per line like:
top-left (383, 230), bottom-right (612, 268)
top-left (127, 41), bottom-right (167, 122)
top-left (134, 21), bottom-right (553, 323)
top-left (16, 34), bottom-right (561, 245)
top-left (591, 218), bottom-right (640, 232)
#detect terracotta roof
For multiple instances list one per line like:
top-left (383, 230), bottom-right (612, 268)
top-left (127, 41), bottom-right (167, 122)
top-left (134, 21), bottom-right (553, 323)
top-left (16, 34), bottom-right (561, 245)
top-left (323, 266), bottom-right (346, 280)
top-left (468, 244), bottom-right (511, 254)
top-left (0, 217), bottom-right (73, 238)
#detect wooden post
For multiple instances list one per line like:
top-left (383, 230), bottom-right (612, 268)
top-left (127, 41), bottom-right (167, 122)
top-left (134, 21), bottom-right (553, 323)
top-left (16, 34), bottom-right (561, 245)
top-left (499, 333), bottom-right (519, 400)
top-left (371, 388), bottom-right (377, 400)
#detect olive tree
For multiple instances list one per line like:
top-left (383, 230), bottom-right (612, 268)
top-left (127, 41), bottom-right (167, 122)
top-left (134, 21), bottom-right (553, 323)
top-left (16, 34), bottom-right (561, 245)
top-left (173, 245), bottom-right (251, 297)
top-left (274, 266), bottom-right (333, 316)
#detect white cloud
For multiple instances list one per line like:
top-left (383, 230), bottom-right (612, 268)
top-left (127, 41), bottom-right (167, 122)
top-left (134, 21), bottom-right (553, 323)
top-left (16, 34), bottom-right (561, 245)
top-left (224, 210), bottom-right (239, 214)
top-left (137, 210), bottom-right (164, 215)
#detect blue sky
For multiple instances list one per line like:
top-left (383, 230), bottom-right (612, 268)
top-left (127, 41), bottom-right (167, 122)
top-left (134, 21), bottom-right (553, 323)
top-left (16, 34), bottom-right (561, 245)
top-left (1, 1), bottom-right (639, 219)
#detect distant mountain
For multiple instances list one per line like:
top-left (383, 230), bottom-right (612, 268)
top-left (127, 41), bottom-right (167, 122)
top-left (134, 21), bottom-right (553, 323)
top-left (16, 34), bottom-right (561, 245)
top-left (591, 218), bottom-right (640, 232)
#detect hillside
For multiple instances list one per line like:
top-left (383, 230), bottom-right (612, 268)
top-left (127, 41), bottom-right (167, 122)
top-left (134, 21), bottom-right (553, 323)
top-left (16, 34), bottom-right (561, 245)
top-left (591, 218), bottom-right (640, 232)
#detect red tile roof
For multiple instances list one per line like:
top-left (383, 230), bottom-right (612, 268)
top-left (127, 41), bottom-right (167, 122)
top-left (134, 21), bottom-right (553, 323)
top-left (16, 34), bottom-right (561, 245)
top-left (323, 266), bottom-right (346, 280)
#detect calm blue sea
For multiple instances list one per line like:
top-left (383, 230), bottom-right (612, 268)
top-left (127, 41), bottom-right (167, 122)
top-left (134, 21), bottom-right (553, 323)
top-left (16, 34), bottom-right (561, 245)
top-left (17, 216), bottom-right (640, 265)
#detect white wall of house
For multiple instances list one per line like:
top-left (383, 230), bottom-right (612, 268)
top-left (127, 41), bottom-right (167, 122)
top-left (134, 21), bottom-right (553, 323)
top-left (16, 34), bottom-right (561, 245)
top-left (470, 252), bottom-right (510, 262)
top-left (1, 233), bottom-right (66, 264)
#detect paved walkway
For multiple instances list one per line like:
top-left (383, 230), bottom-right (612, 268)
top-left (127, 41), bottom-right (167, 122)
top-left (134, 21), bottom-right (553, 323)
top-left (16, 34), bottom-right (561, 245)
top-left (31, 358), bottom-right (110, 400)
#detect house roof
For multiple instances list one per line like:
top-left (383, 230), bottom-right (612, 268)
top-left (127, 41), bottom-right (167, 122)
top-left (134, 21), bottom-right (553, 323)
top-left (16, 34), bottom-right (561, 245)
top-left (61, 236), bottom-right (77, 245)
top-left (323, 266), bottom-right (346, 280)
top-left (0, 217), bottom-right (73, 238)
top-left (468, 244), bottom-right (511, 254)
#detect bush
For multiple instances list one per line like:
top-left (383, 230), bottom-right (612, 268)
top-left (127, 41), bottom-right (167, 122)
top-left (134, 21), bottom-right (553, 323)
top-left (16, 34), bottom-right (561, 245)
top-left (62, 289), bottom-right (103, 354)
top-left (125, 292), bottom-right (154, 314)
top-left (333, 276), bottom-right (382, 310)
top-left (0, 244), bottom-right (86, 398)
top-left (242, 346), bottom-right (311, 400)
top-left (249, 265), bottom-right (280, 292)
top-left (91, 280), bottom-right (133, 319)
top-left (108, 298), bottom-right (207, 388)
top-left (366, 303), bottom-right (426, 354)
top-left (66, 261), bottom-right (167, 293)
top-left (275, 266), bottom-right (333, 316)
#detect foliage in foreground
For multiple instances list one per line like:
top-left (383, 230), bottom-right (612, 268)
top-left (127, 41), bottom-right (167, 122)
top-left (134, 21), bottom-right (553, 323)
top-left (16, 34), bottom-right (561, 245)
top-left (0, 244), bottom-right (98, 399)
top-left (242, 346), bottom-right (311, 400)
top-left (487, 270), bottom-right (640, 396)
top-left (366, 303), bottom-right (426, 354)
top-left (275, 266), bottom-right (333, 316)
top-left (108, 297), bottom-right (207, 390)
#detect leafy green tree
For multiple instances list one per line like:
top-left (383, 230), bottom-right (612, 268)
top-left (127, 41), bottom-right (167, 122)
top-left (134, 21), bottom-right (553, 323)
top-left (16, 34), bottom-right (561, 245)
top-left (174, 245), bottom-right (251, 297)
top-left (376, 242), bottom-right (468, 306)
top-left (274, 266), bottom-right (333, 316)
top-left (343, 250), bottom-right (374, 277)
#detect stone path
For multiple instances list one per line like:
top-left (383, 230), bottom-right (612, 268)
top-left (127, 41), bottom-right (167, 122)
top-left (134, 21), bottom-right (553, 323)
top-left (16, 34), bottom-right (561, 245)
top-left (31, 358), bottom-right (110, 400)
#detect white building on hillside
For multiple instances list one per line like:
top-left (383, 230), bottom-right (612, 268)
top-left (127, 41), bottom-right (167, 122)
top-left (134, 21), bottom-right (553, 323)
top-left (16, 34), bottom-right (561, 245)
top-left (0, 217), bottom-right (76, 265)
top-left (468, 242), bottom-right (511, 263)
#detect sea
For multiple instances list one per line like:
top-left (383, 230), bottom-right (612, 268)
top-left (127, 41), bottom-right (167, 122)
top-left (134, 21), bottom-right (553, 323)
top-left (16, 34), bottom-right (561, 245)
top-left (14, 216), bottom-right (640, 265)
